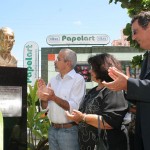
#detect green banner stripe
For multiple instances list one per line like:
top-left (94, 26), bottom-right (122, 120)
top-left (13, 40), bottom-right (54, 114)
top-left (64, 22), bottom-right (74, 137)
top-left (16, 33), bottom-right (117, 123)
top-left (0, 112), bottom-right (3, 150)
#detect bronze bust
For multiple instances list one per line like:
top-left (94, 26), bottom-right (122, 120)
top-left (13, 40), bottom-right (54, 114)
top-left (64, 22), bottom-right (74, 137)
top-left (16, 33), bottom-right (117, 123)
top-left (0, 27), bottom-right (17, 67)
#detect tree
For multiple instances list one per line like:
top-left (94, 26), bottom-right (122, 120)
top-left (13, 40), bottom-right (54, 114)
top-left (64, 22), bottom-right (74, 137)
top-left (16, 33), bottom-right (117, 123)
top-left (109, 0), bottom-right (150, 69)
top-left (109, 0), bottom-right (149, 15)
top-left (109, 0), bottom-right (150, 50)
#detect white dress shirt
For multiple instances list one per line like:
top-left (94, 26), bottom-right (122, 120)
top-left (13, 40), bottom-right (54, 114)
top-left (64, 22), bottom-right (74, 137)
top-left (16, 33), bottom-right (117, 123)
top-left (47, 69), bottom-right (85, 123)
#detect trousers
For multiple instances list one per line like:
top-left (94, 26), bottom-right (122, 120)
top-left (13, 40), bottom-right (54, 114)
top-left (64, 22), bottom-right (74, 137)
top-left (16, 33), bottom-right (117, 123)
top-left (48, 125), bottom-right (79, 150)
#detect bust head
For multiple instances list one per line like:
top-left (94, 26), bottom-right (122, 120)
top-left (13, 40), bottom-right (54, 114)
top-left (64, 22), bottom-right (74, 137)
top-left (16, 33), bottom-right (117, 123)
top-left (0, 27), bottom-right (15, 53)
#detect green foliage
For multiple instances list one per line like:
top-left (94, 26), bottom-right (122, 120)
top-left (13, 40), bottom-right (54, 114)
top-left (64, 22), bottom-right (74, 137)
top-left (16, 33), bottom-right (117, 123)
top-left (109, 0), bottom-right (148, 67)
top-left (109, 0), bottom-right (150, 12)
top-left (27, 81), bottom-right (38, 106)
top-left (27, 81), bottom-right (50, 150)
top-left (131, 54), bottom-right (143, 68)
top-left (109, 0), bottom-right (150, 50)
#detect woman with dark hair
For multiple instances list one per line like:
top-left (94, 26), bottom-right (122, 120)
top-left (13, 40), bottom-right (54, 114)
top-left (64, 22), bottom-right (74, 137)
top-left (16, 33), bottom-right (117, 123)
top-left (66, 53), bottom-right (129, 150)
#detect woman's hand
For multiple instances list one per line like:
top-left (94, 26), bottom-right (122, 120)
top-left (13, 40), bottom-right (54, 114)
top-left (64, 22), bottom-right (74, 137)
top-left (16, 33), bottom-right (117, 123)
top-left (66, 109), bottom-right (85, 124)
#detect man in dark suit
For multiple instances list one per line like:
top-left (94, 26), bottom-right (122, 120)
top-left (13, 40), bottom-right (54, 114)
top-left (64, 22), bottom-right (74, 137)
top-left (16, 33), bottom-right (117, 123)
top-left (102, 11), bottom-right (150, 150)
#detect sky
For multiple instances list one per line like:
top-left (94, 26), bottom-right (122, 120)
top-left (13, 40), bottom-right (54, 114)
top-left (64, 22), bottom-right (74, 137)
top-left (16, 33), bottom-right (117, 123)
top-left (0, 0), bottom-right (131, 67)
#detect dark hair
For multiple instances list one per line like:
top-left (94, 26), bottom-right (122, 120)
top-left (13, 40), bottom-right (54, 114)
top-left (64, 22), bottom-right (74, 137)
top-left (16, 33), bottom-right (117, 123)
top-left (88, 53), bottom-right (122, 82)
top-left (131, 11), bottom-right (150, 29)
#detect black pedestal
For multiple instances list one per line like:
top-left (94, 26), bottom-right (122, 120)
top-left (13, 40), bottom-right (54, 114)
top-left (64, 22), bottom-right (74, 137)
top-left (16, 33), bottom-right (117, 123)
top-left (0, 67), bottom-right (27, 150)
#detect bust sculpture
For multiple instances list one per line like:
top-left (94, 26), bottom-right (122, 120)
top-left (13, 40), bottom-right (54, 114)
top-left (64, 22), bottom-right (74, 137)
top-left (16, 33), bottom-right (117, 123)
top-left (0, 27), bottom-right (17, 67)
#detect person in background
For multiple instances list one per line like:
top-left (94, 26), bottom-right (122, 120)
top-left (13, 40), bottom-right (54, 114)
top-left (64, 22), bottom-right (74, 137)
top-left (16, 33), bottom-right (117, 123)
top-left (66, 53), bottom-right (129, 150)
top-left (37, 48), bottom-right (86, 150)
top-left (102, 11), bottom-right (150, 150)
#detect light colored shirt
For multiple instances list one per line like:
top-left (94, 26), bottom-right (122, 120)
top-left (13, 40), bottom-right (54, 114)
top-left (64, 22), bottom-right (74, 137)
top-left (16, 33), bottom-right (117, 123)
top-left (47, 69), bottom-right (85, 123)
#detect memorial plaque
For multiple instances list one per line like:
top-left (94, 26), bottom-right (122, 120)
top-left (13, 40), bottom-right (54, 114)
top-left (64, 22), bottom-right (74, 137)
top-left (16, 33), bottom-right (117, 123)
top-left (0, 86), bottom-right (22, 117)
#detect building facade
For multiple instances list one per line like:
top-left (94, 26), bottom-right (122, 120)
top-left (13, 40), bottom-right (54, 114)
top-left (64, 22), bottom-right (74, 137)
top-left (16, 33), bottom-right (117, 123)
top-left (111, 30), bottom-right (130, 46)
top-left (40, 46), bottom-right (144, 90)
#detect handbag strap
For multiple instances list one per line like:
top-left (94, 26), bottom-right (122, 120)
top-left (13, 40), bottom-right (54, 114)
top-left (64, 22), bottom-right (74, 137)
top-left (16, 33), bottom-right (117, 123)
top-left (97, 115), bottom-right (109, 149)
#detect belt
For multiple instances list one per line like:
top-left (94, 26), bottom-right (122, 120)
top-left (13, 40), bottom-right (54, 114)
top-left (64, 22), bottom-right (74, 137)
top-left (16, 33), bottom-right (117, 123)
top-left (51, 122), bottom-right (77, 128)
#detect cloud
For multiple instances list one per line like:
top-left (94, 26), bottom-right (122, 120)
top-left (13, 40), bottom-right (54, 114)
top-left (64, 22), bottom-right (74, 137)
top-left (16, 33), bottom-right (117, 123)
top-left (73, 21), bottom-right (82, 26)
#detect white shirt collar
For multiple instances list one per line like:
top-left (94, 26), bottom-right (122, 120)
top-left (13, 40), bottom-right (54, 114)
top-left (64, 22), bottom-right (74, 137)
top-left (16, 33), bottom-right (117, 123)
top-left (56, 69), bottom-right (76, 80)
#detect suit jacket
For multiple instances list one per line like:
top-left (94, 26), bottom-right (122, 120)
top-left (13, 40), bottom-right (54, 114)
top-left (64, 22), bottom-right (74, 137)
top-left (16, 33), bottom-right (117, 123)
top-left (127, 51), bottom-right (150, 150)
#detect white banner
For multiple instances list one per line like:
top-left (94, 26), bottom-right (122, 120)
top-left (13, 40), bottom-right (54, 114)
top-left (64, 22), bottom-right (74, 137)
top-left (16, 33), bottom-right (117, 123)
top-left (46, 34), bottom-right (110, 45)
top-left (23, 41), bottom-right (39, 86)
